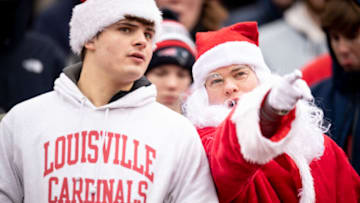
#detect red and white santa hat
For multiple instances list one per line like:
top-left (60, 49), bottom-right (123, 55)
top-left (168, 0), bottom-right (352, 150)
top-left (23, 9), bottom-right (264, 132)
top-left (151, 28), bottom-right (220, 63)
top-left (192, 22), bottom-right (271, 89)
top-left (69, 0), bottom-right (162, 55)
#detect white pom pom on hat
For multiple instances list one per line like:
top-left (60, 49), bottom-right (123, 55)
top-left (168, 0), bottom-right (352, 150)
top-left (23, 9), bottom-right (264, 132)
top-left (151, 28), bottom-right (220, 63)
top-left (192, 22), bottom-right (271, 89)
top-left (69, 0), bottom-right (162, 55)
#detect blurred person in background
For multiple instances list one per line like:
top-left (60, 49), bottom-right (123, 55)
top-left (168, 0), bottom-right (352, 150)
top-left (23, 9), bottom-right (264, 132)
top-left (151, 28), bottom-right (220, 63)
top-left (146, 9), bottom-right (196, 114)
top-left (183, 21), bottom-right (360, 203)
top-left (155, 0), bottom-right (228, 39)
top-left (308, 0), bottom-right (360, 174)
top-left (259, 0), bottom-right (328, 75)
top-left (224, 0), bottom-right (296, 27)
top-left (33, 0), bottom-right (83, 64)
top-left (0, 0), bottom-right (66, 112)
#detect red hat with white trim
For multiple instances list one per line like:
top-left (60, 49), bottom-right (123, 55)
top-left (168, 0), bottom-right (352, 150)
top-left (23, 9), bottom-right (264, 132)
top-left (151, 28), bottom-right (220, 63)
top-left (192, 22), bottom-right (271, 89)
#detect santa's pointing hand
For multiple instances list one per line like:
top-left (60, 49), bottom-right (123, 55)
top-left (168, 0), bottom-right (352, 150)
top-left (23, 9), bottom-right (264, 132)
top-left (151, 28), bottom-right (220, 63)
top-left (267, 70), bottom-right (313, 115)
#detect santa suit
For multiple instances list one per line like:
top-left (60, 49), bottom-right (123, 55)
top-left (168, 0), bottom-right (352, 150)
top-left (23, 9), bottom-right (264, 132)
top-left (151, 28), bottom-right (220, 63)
top-left (186, 21), bottom-right (360, 203)
top-left (197, 82), bottom-right (360, 203)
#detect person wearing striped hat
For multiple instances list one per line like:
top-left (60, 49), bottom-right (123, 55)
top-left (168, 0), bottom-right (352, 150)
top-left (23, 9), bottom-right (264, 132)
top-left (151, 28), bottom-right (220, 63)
top-left (146, 9), bottom-right (196, 114)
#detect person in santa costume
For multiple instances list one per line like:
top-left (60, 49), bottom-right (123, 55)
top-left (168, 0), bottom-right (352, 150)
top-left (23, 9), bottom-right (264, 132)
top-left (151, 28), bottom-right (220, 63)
top-left (183, 21), bottom-right (360, 203)
top-left (0, 0), bottom-right (218, 202)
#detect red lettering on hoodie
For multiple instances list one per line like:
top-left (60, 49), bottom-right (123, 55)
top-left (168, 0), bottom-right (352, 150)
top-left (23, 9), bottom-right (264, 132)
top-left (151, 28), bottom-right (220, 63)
top-left (127, 180), bottom-right (133, 203)
top-left (48, 177), bottom-right (150, 203)
top-left (102, 179), bottom-right (115, 203)
top-left (55, 136), bottom-right (66, 170)
top-left (81, 131), bottom-right (87, 163)
top-left (43, 130), bottom-right (156, 182)
top-left (103, 132), bottom-right (114, 163)
top-left (114, 179), bottom-right (124, 202)
top-left (44, 141), bottom-right (54, 177)
top-left (67, 133), bottom-right (79, 166)
top-left (85, 178), bottom-right (96, 202)
top-left (145, 145), bottom-right (156, 182)
top-left (59, 177), bottom-right (70, 201)
top-left (49, 177), bottom-right (58, 202)
top-left (121, 135), bottom-right (132, 169)
top-left (139, 181), bottom-right (148, 203)
top-left (133, 139), bottom-right (144, 175)
top-left (113, 133), bottom-right (121, 165)
top-left (88, 130), bottom-right (99, 163)
top-left (72, 177), bottom-right (83, 202)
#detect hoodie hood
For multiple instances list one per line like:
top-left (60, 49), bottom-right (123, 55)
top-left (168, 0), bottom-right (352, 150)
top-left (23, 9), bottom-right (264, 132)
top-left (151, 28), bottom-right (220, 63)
top-left (54, 63), bottom-right (156, 110)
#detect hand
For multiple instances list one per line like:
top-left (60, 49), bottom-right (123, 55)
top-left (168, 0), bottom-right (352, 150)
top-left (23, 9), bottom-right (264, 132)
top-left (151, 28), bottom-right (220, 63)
top-left (267, 70), bottom-right (313, 115)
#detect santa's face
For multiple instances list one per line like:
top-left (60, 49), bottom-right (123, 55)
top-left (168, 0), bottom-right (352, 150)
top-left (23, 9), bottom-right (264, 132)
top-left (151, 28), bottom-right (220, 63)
top-left (205, 64), bottom-right (259, 105)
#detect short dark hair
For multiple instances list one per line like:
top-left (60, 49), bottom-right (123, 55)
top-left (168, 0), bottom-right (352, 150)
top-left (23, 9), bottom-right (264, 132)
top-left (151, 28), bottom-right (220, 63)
top-left (321, 0), bottom-right (360, 38)
top-left (80, 15), bottom-right (155, 61)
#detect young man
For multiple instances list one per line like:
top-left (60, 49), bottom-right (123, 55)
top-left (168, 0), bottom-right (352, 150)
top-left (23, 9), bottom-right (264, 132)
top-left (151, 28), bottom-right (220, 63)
top-left (0, 0), bottom-right (218, 202)
top-left (146, 9), bottom-right (195, 114)
top-left (183, 22), bottom-right (360, 202)
top-left (308, 0), bottom-right (360, 174)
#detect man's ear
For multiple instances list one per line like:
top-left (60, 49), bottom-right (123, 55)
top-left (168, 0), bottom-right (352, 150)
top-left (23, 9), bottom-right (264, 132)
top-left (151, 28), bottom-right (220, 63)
top-left (84, 38), bottom-right (96, 51)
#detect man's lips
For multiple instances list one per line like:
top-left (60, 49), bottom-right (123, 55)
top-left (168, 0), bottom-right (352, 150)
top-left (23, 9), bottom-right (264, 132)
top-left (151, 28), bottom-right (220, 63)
top-left (128, 52), bottom-right (145, 61)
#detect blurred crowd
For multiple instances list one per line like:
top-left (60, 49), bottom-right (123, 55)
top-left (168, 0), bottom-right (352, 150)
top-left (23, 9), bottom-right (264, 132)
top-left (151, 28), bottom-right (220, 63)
top-left (0, 0), bottom-right (359, 175)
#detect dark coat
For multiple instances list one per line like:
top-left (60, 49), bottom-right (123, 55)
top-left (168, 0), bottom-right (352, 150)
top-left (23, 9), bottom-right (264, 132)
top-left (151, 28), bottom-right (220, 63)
top-left (311, 34), bottom-right (360, 174)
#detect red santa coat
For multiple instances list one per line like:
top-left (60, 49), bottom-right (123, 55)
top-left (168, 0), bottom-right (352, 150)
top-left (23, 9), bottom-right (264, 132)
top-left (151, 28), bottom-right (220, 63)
top-left (197, 82), bottom-right (360, 203)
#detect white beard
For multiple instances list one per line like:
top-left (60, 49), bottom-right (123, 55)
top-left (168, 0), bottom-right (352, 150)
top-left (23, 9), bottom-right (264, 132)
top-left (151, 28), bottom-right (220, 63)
top-left (183, 86), bottom-right (232, 128)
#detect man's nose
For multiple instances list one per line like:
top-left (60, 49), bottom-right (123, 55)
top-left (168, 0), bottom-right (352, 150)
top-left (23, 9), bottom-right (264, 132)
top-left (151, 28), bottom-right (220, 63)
top-left (165, 73), bottom-right (178, 90)
top-left (337, 37), bottom-right (351, 54)
top-left (133, 31), bottom-right (147, 49)
top-left (224, 80), bottom-right (239, 96)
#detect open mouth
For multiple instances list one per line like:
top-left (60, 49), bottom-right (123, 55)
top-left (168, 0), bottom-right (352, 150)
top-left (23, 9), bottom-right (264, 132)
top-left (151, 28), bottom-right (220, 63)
top-left (225, 98), bottom-right (238, 108)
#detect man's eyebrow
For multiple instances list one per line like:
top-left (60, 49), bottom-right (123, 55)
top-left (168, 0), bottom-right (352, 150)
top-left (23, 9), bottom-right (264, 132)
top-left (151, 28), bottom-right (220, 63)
top-left (115, 21), bottom-right (155, 33)
top-left (145, 26), bottom-right (155, 33)
top-left (207, 72), bottom-right (222, 78)
top-left (115, 21), bottom-right (138, 27)
top-left (231, 66), bottom-right (249, 73)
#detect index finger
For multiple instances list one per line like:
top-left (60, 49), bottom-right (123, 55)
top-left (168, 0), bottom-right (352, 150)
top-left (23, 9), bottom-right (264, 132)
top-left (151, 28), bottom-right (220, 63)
top-left (284, 70), bottom-right (302, 84)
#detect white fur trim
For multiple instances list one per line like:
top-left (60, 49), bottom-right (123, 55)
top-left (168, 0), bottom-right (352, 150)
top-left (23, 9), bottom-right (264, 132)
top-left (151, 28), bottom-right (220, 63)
top-left (69, 0), bottom-right (162, 55)
top-left (192, 41), bottom-right (271, 89)
top-left (183, 86), bottom-right (231, 128)
top-left (231, 75), bottom-right (325, 203)
top-left (287, 152), bottom-right (315, 203)
top-left (231, 81), bottom-right (294, 164)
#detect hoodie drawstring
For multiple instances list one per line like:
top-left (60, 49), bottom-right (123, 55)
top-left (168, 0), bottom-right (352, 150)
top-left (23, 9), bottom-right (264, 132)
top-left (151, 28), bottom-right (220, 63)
top-left (89, 107), bottom-right (110, 196)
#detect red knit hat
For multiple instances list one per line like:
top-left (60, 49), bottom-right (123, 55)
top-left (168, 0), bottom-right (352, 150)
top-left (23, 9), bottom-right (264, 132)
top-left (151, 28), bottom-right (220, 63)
top-left (192, 22), bottom-right (271, 88)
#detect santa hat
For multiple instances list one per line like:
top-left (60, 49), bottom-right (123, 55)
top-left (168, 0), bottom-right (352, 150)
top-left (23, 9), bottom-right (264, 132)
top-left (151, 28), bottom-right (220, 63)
top-left (147, 9), bottom-right (196, 76)
top-left (69, 0), bottom-right (162, 55)
top-left (192, 22), bottom-right (271, 89)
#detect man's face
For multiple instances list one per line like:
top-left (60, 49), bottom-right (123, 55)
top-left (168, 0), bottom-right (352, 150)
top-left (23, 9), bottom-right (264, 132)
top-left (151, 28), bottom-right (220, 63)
top-left (330, 29), bottom-right (360, 72)
top-left (85, 18), bottom-right (155, 84)
top-left (205, 64), bottom-right (259, 105)
top-left (146, 64), bottom-right (191, 111)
